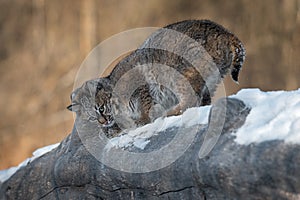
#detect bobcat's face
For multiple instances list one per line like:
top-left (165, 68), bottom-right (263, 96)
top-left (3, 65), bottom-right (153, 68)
top-left (67, 78), bottom-right (115, 128)
top-left (93, 88), bottom-right (114, 127)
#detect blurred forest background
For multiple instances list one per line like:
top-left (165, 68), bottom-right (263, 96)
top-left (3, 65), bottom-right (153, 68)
top-left (0, 0), bottom-right (299, 169)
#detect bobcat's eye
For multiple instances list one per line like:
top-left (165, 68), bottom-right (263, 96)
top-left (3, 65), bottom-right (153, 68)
top-left (99, 105), bottom-right (105, 113)
top-left (96, 104), bottom-right (105, 113)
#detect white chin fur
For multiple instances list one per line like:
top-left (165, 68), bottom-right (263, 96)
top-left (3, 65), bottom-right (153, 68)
top-left (102, 120), bottom-right (115, 128)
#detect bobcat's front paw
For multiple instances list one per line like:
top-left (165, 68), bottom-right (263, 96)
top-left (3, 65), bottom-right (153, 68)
top-left (149, 104), bottom-right (166, 122)
top-left (166, 105), bottom-right (183, 117)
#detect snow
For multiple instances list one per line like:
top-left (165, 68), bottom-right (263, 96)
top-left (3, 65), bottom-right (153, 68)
top-left (105, 106), bottom-right (211, 150)
top-left (0, 143), bottom-right (59, 183)
top-left (231, 88), bottom-right (300, 145)
top-left (31, 143), bottom-right (60, 158)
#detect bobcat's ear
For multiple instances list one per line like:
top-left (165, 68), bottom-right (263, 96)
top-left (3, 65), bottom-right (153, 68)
top-left (68, 89), bottom-right (81, 112)
top-left (67, 103), bottom-right (80, 112)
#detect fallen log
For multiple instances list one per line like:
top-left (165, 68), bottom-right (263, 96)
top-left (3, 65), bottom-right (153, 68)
top-left (1, 97), bottom-right (300, 200)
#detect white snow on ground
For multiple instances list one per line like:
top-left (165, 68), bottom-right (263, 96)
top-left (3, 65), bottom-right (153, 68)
top-left (106, 106), bottom-right (211, 150)
top-left (0, 143), bottom-right (59, 183)
top-left (231, 88), bottom-right (300, 145)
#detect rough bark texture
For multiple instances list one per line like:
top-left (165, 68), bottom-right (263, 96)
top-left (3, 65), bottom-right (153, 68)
top-left (1, 98), bottom-right (300, 200)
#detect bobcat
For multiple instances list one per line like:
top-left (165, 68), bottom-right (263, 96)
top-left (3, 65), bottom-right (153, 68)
top-left (68, 19), bottom-right (246, 138)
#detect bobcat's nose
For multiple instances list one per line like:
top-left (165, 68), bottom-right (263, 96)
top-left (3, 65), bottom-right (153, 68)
top-left (97, 114), bottom-right (115, 127)
top-left (98, 116), bottom-right (107, 124)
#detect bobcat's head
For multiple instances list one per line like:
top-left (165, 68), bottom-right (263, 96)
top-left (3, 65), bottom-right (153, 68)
top-left (67, 78), bottom-right (115, 128)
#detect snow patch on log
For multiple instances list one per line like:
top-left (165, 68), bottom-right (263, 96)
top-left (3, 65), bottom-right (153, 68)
top-left (0, 143), bottom-right (59, 183)
top-left (231, 88), bottom-right (300, 145)
top-left (106, 106), bottom-right (211, 150)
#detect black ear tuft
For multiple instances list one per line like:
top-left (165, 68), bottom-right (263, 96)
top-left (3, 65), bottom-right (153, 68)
top-left (67, 104), bottom-right (73, 111)
top-left (231, 67), bottom-right (240, 83)
top-left (67, 103), bottom-right (80, 112)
